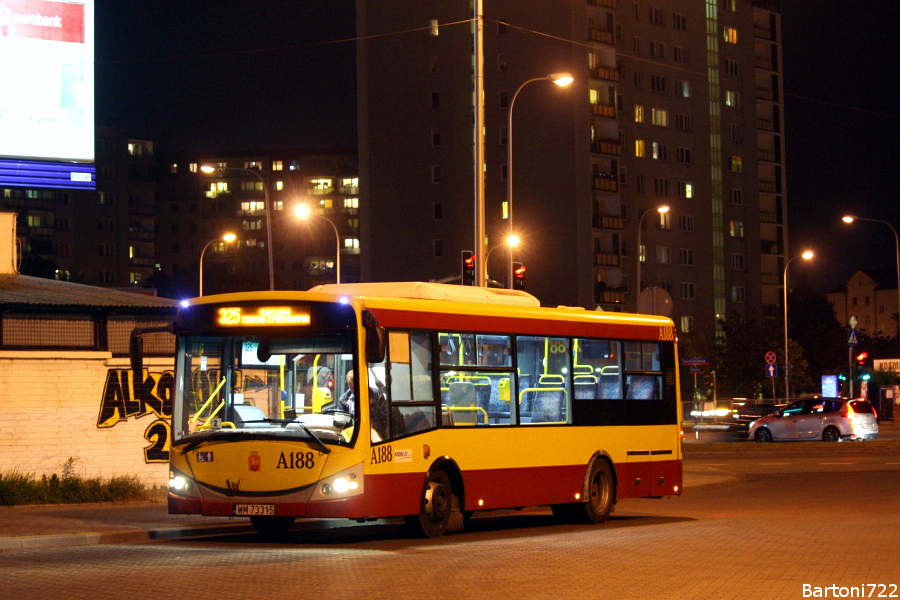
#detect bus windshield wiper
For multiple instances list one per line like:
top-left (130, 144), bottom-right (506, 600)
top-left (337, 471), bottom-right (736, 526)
top-left (241, 418), bottom-right (332, 455)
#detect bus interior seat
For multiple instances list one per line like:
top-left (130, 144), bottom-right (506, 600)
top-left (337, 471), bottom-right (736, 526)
top-left (448, 381), bottom-right (478, 425)
top-left (626, 375), bottom-right (660, 400)
top-left (529, 389), bottom-right (565, 423)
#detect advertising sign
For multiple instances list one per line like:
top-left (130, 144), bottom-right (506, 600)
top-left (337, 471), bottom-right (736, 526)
top-left (0, 0), bottom-right (94, 170)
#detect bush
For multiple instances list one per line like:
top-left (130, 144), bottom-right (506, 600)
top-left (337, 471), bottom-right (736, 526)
top-left (0, 458), bottom-right (157, 506)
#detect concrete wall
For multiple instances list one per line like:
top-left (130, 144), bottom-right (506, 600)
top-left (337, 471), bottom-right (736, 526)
top-left (0, 352), bottom-right (174, 487)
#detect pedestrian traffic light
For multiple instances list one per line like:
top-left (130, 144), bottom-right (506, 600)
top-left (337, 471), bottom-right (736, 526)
top-left (512, 262), bottom-right (526, 290)
top-left (461, 250), bottom-right (476, 286)
top-left (856, 351), bottom-right (869, 366)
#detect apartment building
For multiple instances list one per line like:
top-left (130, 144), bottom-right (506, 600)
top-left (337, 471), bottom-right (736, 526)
top-left (357, 0), bottom-right (787, 348)
top-left (156, 151), bottom-right (360, 294)
top-left (828, 270), bottom-right (899, 339)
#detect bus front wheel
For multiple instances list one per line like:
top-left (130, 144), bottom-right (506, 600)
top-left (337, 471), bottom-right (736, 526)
top-left (406, 469), bottom-right (453, 538)
top-left (250, 515), bottom-right (295, 536)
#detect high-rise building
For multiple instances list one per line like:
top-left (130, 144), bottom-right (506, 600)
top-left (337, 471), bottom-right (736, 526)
top-left (357, 0), bottom-right (788, 349)
top-left (156, 151), bottom-right (360, 295)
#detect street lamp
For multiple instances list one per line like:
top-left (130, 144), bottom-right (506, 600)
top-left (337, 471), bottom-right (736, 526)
top-left (486, 234), bottom-right (519, 285)
top-left (295, 204), bottom-right (341, 284)
top-left (507, 72), bottom-right (573, 289)
top-left (635, 205), bottom-right (669, 297)
top-left (783, 250), bottom-right (814, 401)
top-left (842, 215), bottom-right (900, 354)
top-left (200, 164), bottom-right (274, 291)
top-left (199, 232), bottom-right (236, 297)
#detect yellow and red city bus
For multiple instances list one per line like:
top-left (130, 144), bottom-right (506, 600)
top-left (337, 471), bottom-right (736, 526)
top-left (132, 282), bottom-right (681, 537)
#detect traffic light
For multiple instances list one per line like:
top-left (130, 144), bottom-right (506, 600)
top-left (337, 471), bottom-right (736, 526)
top-left (461, 250), bottom-right (476, 286)
top-left (856, 351), bottom-right (869, 366)
top-left (512, 262), bottom-right (526, 290)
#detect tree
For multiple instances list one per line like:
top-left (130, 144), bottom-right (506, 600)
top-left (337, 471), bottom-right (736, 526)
top-left (787, 282), bottom-right (847, 384)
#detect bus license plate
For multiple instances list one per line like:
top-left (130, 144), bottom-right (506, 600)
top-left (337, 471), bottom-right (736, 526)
top-left (233, 504), bottom-right (275, 516)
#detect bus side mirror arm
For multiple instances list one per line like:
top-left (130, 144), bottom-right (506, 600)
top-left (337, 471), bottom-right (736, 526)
top-left (130, 324), bottom-right (175, 376)
top-left (362, 310), bottom-right (386, 364)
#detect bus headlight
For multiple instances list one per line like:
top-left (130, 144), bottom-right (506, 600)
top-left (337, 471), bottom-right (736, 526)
top-left (170, 475), bottom-right (187, 491)
top-left (311, 463), bottom-right (364, 501)
top-left (168, 469), bottom-right (197, 496)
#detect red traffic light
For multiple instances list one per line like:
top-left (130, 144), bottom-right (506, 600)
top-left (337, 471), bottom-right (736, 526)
top-left (514, 264), bottom-right (526, 278)
top-left (465, 254), bottom-right (476, 268)
top-left (856, 352), bottom-right (868, 364)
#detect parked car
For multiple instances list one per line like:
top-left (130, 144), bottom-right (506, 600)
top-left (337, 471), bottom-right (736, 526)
top-left (748, 398), bottom-right (878, 442)
top-left (728, 403), bottom-right (779, 433)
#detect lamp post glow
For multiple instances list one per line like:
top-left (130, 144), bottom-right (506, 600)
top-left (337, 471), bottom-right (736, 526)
top-left (842, 215), bottom-right (900, 353)
top-left (507, 72), bottom-right (573, 289)
top-left (201, 164), bottom-right (274, 291)
top-left (783, 250), bottom-right (814, 401)
top-left (199, 233), bottom-right (236, 297)
top-left (295, 205), bottom-right (341, 284)
top-left (485, 235), bottom-right (519, 285)
top-left (635, 205), bottom-right (669, 297)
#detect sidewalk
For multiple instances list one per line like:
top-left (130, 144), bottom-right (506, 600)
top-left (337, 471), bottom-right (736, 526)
top-left (0, 462), bottom-right (736, 553)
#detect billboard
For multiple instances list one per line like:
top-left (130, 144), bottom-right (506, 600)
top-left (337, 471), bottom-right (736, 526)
top-left (0, 0), bottom-right (94, 188)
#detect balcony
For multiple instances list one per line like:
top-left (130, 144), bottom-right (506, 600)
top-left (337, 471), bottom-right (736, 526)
top-left (761, 272), bottom-right (780, 286)
top-left (588, 28), bottom-right (614, 45)
top-left (594, 252), bottom-right (620, 267)
top-left (589, 66), bottom-right (620, 82)
top-left (754, 26), bottom-right (774, 40)
top-left (759, 179), bottom-right (778, 193)
top-left (756, 87), bottom-right (775, 101)
top-left (337, 185), bottom-right (359, 195)
top-left (761, 240), bottom-right (782, 255)
top-left (590, 138), bottom-right (622, 156)
top-left (756, 117), bottom-right (776, 132)
top-left (598, 290), bottom-right (627, 304)
top-left (758, 148), bottom-right (778, 163)
top-left (594, 214), bottom-right (624, 230)
top-left (590, 103), bottom-right (616, 118)
top-left (759, 210), bottom-right (781, 224)
top-left (587, 0), bottom-right (617, 8)
top-left (128, 229), bottom-right (155, 242)
top-left (592, 174), bottom-right (618, 192)
top-left (130, 257), bottom-right (155, 267)
top-left (755, 56), bottom-right (775, 71)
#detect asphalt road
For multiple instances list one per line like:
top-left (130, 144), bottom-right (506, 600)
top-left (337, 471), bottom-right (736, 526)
top-left (2, 444), bottom-right (899, 600)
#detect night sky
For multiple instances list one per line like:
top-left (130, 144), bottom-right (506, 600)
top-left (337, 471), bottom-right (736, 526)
top-left (94, 1), bottom-right (899, 293)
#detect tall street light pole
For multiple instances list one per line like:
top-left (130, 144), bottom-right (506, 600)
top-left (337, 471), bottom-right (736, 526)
top-left (635, 205), bottom-right (669, 299)
top-left (783, 250), bottom-right (814, 401)
top-left (199, 233), bottom-right (236, 297)
top-left (201, 164), bottom-right (274, 291)
top-left (842, 215), bottom-right (900, 355)
top-left (485, 234), bottom-right (519, 285)
top-left (507, 73), bottom-right (573, 289)
top-left (295, 205), bottom-right (341, 284)
top-left (474, 0), bottom-right (486, 287)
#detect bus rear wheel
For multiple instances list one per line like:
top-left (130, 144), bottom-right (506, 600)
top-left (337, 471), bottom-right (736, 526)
top-left (406, 469), bottom-right (453, 538)
top-left (250, 515), bottom-right (295, 536)
top-left (553, 460), bottom-right (615, 525)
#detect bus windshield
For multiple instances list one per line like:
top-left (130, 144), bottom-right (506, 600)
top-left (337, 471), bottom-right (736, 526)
top-left (172, 332), bottom-right (357, 447)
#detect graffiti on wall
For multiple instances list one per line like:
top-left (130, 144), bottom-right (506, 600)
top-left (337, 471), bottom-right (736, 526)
top-left (98, 369), bottom-right (174, 463)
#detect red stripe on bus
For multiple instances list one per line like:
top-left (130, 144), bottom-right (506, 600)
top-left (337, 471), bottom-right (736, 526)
top-left (366, 307), bottom-right (667, 340)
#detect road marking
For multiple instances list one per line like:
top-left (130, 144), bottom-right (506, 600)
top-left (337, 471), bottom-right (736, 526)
top-left (819, 462), bottom-right (855, 465)
top-left (763, 462), bottom-right (792, 465)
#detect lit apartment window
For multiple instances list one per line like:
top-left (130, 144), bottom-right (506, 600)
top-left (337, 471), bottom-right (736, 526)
top-left (724, 27), bottom-right (738, 44)
top-left (729, 221), bottom-right (745, 238)
top-left (658, 212), bottom-right (671, 230)
top-left (725, 90), bottom-right (740, 107)
top-left (728, 156), bottom-right (742, 172)
top-left (677, 181), bottom-right (693, 198)
top-left (169, 163), bottom-right (178, 174)
top-left (273, 160), bottom-right (283, 171)
top-left (680, 316), bottom-right (693, 333)
top-left (635, 104), bottom-right (644, 123)
top-left (651, 108), bottom-right (668, 126)
top-left (345, 238), bottom-right (359, 249)
top-left (675, 79), bottom-right (691, 98)
top-left (652, 142), bottom-right (667, 160)
top-left (344, 197), bottom-right (359, 209)
top-left (635, 139), bottom-right (646, 158)
top-left (680, 282), bottom-right (695, 299)
top-left (275, 181), bottom-right (284, 191)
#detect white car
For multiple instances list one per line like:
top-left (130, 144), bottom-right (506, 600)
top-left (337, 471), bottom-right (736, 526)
top-left (748, 398), bottom-right (878, 442)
